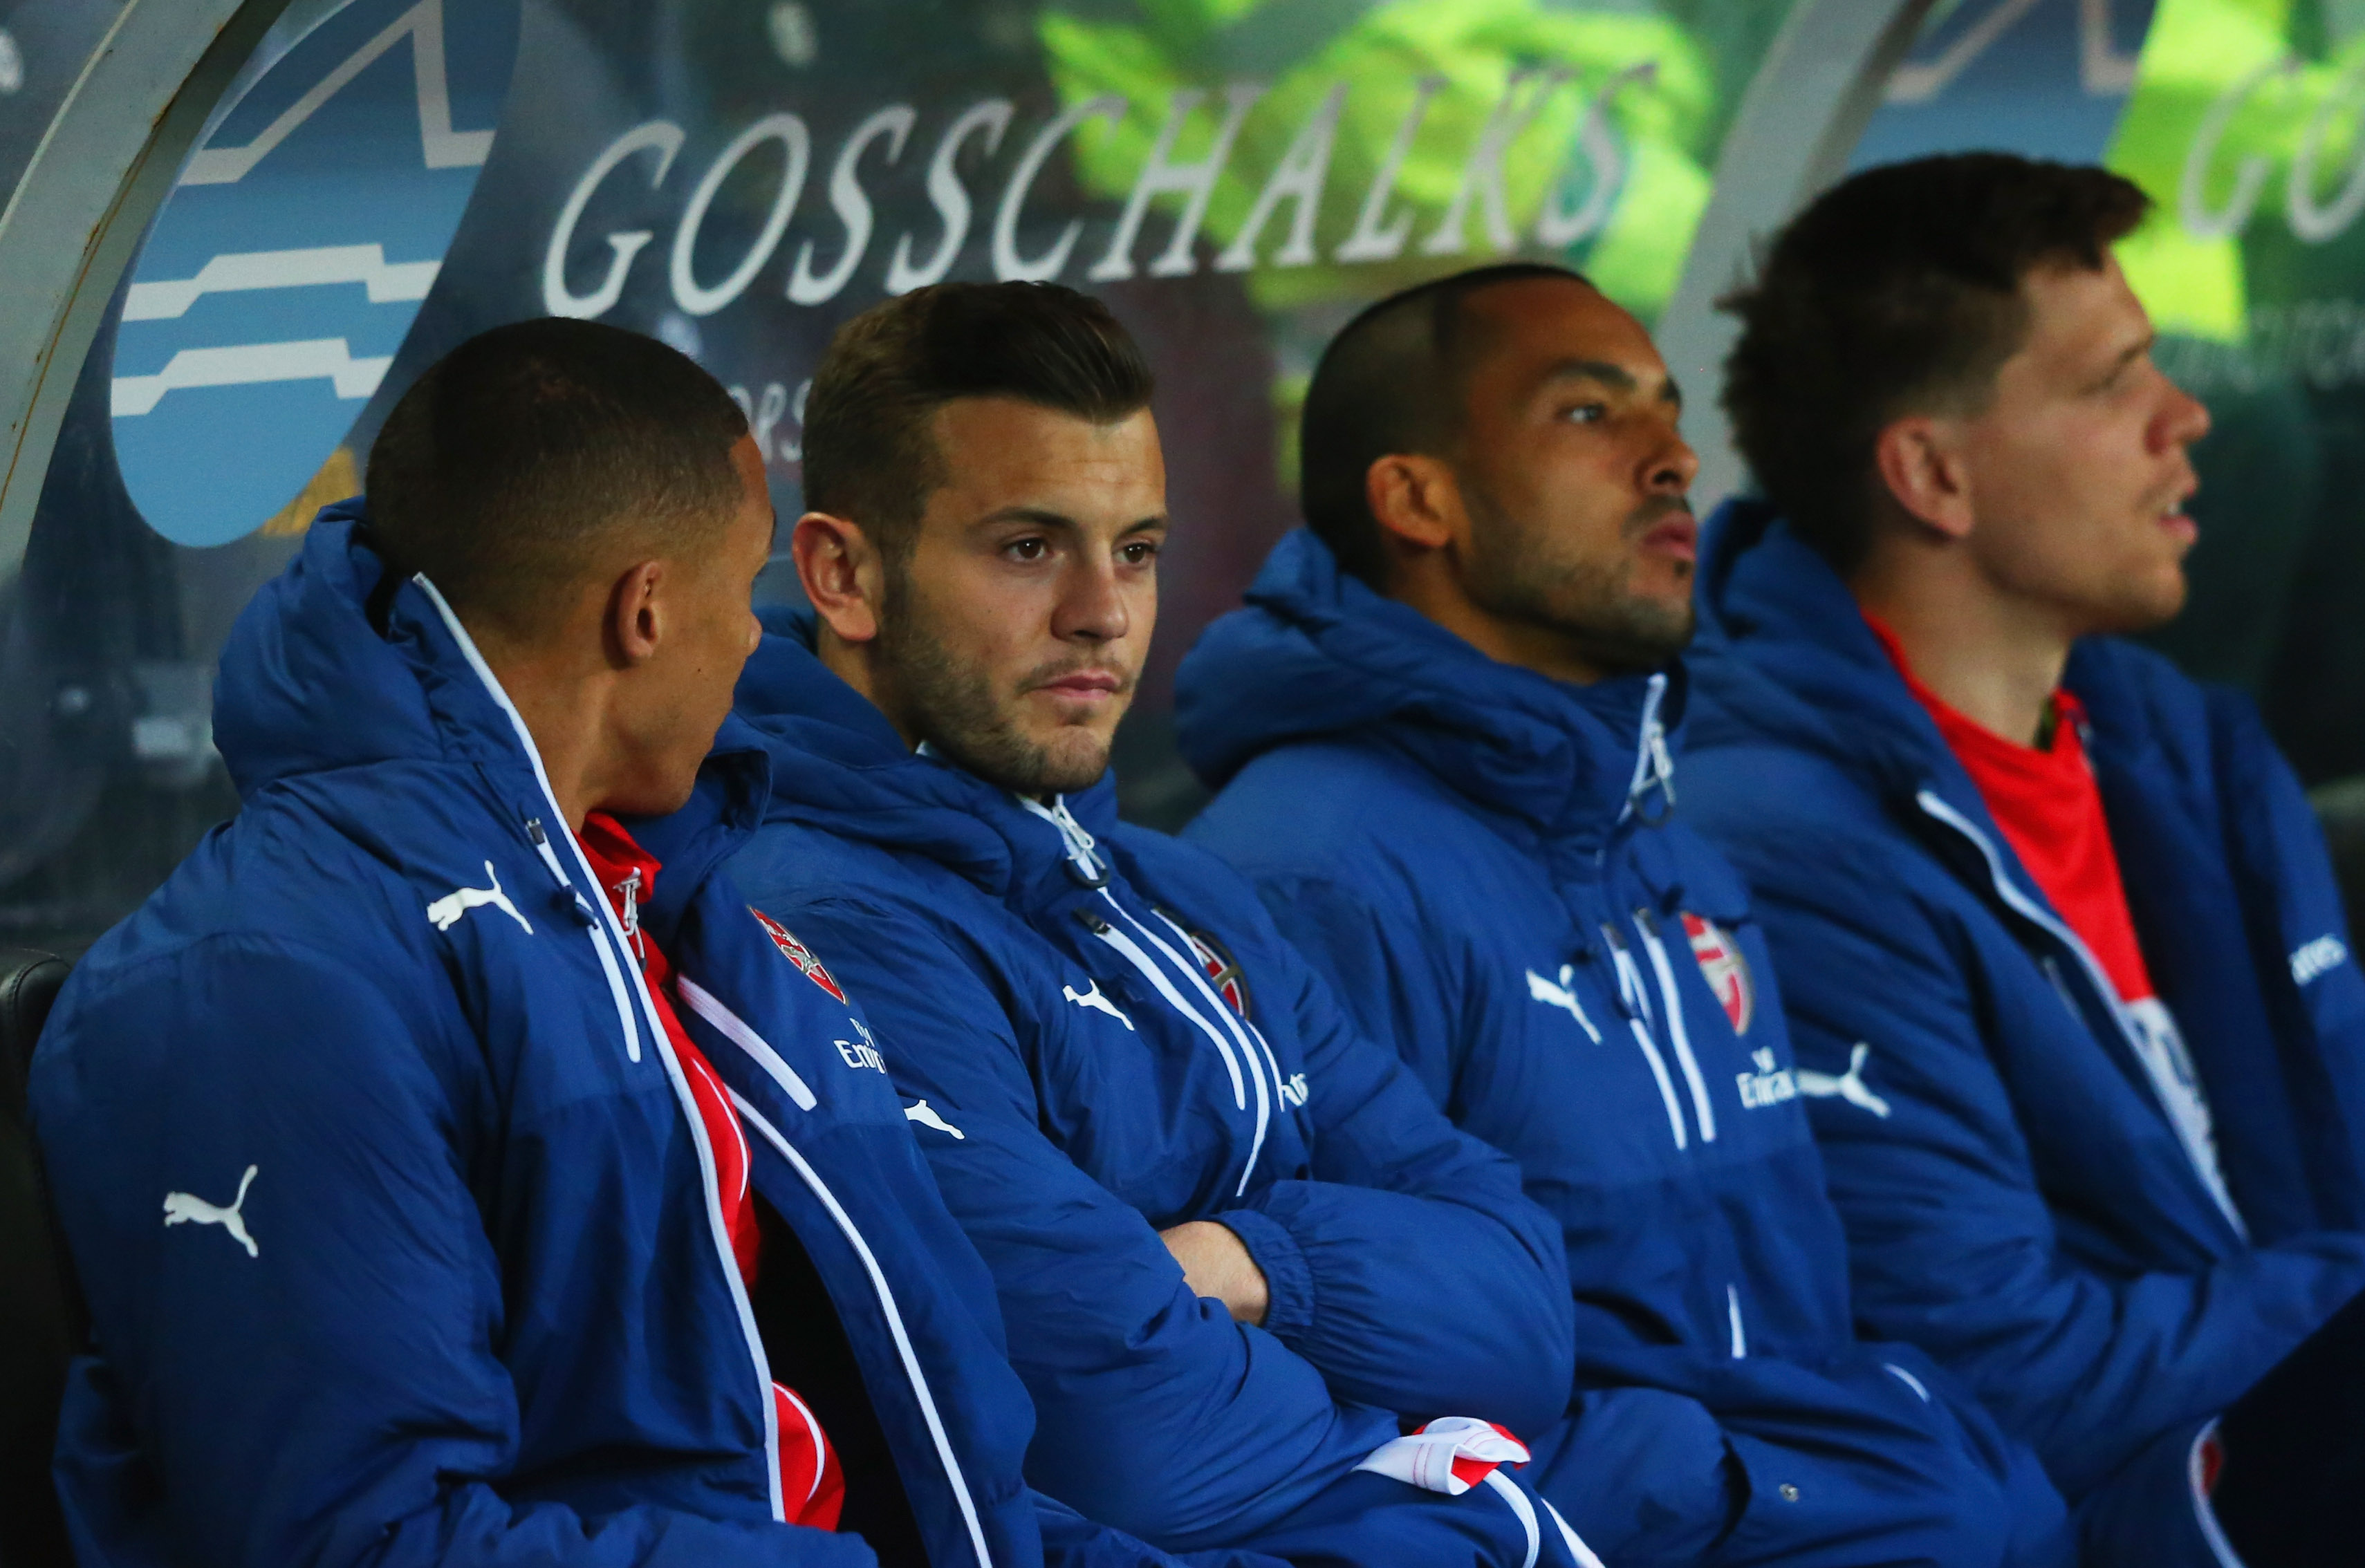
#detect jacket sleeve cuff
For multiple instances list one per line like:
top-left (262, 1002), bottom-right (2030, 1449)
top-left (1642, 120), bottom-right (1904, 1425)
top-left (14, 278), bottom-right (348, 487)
top-left (1216, 1207), bottom-right (1315, 1343)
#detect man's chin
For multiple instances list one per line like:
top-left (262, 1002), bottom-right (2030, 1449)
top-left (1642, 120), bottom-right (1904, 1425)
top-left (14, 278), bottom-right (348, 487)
top-left (933, 720), bottom-right (1115, 799)
top-left (1028, 729), bottom-right (1117, 796)
top-left (2087, 567), bottom-right (2188, 636)
top-left (1568, 603), bottom-right (1696, 675)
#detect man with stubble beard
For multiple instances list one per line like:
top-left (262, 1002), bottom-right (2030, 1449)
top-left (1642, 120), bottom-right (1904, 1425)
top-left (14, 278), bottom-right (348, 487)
top-left (1177, 263), bottom-right (2070, 1568)
top-left (727, 281), bottom-right (1597, 1568)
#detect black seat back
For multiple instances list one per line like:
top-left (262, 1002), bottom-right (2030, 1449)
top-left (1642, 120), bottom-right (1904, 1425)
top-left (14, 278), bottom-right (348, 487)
top-left (0, 950), bottom-right (77, 1568)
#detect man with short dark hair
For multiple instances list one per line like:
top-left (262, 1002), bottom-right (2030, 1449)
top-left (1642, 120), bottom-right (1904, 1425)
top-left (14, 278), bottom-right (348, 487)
top-left (31, 317), bottom-right (1264, 1568)
top-left (728, 281), bottom-right (1595, 1568)
top-left (1177, 263), bottom-right (2070, 1567)
top-left (1682, 151), bottom-right (2365, 1565)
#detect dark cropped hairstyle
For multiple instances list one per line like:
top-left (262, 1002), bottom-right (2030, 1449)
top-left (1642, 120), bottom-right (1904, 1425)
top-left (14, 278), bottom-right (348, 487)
top-left (801, 281), bottom-right (1155, 557)
top-left (1301, 263), bottom-right (1591, 587)
top-left (1721, 153), bottom-right (2150, 575)
top-left (367, 317), bottom-right (749, 640)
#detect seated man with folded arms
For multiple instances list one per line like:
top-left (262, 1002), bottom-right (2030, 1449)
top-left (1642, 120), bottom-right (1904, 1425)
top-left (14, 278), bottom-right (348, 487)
top-left (30, 318), bottom-right (1275, 1568)
top-left (1680, 152), bottom-right (2365, 1567)
top-left (727, 280), bottom-right (1595, 1568)
top-left (1176, 263), bottom-right (2070, 1568)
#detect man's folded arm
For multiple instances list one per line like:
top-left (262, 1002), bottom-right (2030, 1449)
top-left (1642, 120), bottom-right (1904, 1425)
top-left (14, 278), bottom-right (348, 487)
top-left (34, 938), bottom-right (872, 1568)
top-left (774, 898), bottom-right (1400, 1551)
top-left (1214, 896), bottom-right (1576, 1438)
top-left (1744, 844), bottom-right (2365, 1495)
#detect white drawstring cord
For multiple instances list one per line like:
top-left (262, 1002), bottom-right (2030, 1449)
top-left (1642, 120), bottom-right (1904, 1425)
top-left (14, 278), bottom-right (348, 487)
top-left (1620, 672), bottom-right (1677, 825)
top-left (1017, 793), bottom-right (1106, 884)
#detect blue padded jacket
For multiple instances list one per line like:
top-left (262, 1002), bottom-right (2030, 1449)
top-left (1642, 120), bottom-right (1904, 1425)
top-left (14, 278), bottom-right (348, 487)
top-left (30, 512), bottom-right (1267, 1568)
top-left (1679, 500), bottom-right (2365, 1520)
top-left (725, 617), bottom-right (1582, 1562)
top-left (1174, 530), bottom-right (2070, 1568)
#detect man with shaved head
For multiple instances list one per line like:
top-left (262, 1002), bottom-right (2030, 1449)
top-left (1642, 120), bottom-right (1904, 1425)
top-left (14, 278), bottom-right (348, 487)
top-left (1180, 263), bottom-right (2070, 1567)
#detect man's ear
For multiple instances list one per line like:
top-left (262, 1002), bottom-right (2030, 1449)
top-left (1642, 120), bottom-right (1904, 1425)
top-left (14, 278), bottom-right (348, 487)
top-left (604, 559), bottom-right (667, 667)
top-left (1365, 452), bottom-right (1466, 555)
top-left (1873, 416), bottom-right (1976, 541)
top-left (793, 511), bottom-right (882, 644)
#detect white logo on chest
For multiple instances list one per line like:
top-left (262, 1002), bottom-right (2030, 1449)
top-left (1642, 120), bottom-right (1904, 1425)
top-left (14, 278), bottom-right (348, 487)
top-left (1734, 1045), bottom-right (1797, 1110)
top-left (1794, 1043), bottom-right (1893, 1119)
top-left (426, 861), bottom-right (532, 934)
top-left (1525, 966), bottom-right (1602, 1043)
top-left (1278, 1072), bottom-right (1309, 1108)
top-left (904, 1099), bottom-right (965, 1139)
top-left (2293, 934), bottom-right (2349, 985)
top-left (835, 1018), bottom-right (886, 1073)
top-left (1064, 979), bottom-right (1134, 1031)
top-left (162, 1164), bottom-right (259, 1257)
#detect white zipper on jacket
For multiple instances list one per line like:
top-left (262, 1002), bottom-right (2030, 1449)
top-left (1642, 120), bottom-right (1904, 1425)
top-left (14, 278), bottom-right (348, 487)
top-left (1726, 1283), bottom-right (1747, 1359)
top-left (1634, 912), bottom-right (1718, 1144)
top-left (1602, 924), bottom-right (1688, 1150)
top-left (1017, 794), bottom-right (1274, 1195)
top-left (728, 1085), bottom-right (996, 1568)
top-left (412, 575), bottom-right (787, 1519)
top-left (1915, 788), bottom-right (2246, 1238)
top-left (526, 819), bottom-right (641, 1064)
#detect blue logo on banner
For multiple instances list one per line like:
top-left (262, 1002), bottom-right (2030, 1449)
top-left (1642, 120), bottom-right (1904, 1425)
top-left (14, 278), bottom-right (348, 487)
top-left (111, 0), bottom-right (518, 548)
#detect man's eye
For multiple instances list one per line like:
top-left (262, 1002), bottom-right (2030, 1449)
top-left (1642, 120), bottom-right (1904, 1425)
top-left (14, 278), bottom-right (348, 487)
top-left (1006, 538), bottom-right (1048, 561)
top-left (1561, 403), bottom-right (1607, 425)
top-left (1121, 539), bottom-right (1161, 565)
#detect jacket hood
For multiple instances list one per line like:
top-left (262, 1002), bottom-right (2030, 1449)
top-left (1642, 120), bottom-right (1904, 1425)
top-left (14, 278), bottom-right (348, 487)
top-left (1175, 528), bottom-right (1680, 847)
top-left (214, 501), bottom-right (767, 892)
top-left (732, 608), bottom-right (1122, 905)
top-left (215, 502), bottom-right (498, 796)
top-left (1689, 497), bottom-right (1945, 794)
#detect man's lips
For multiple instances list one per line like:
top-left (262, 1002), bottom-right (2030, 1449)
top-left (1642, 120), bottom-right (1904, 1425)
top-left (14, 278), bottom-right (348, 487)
top-left (1034, 671), bottom-right (1126, 700)
top-left (1637, 513), bottom-right (1698, 563)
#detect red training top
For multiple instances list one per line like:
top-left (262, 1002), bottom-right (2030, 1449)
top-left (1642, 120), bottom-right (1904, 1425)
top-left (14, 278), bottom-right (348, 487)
top-left (579, 812), bottom-right (845, 1531)
top-left (1862, 615), bottom-right (2155, 1005)
top-left (1864, 616), bottom-right (2241, 1256)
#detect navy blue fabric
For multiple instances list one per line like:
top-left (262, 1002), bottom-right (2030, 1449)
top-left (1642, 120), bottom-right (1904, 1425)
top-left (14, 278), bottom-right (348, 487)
top-left (1678, 498), bottom-right (2365, 1532)
top-left (726, 613), bottom-right (1581, 1564)
top-left (1173, 529), bottom-right (2072, 1568)
top-left (29, 510), bottom-right (1264, 1568)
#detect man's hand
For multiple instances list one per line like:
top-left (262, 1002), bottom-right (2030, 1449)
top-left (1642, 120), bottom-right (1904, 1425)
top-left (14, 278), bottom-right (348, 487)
top-left (1158, 1220), bottom-right (1270, 1326)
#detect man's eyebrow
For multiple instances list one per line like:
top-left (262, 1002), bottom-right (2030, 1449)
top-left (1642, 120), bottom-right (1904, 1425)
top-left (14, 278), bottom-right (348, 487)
top-left (970, 506), bottom-right (1169, 536)
top-left (971, 505), bottom-right (1080, 532)
top-left (1540, 358), bottom-right (1683, 407)
top-left (2100, 333), bottom-right (2153, 381)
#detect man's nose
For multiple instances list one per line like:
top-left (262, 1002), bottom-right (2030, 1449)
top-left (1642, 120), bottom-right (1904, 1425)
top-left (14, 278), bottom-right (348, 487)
top-left (1054, 558), bottom-right (1130, 644)
top-left (1644, 422), bottom-right (1700, 496)
top-left (2157, 379), bottom-right (2211, 451)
